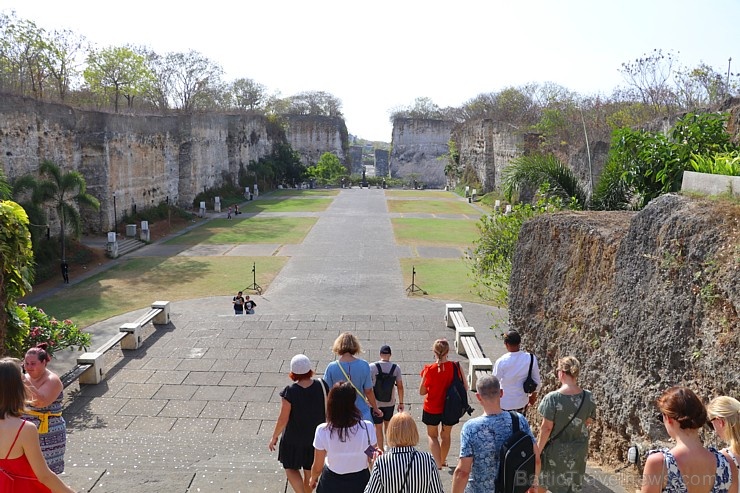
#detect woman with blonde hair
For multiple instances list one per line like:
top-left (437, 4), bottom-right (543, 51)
top-left (641, 387), bottom-right (736, 493)
top-left (536, 356), bottom-right (596, 493)
top-left (0, 357), bottom-right (75, 492)
top-left (323, 332), bottom-right (382, 422)
top-left (707, 396), bottom-right (740, 472)
top-left (419, 338), bottom-right (468, 469)
top-left (363, 412), bottom-right (443, 492)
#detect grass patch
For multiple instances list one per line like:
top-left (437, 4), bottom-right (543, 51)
top-left (268, 189), bottom-right (340, 197)
top-left (241, 198), bottom-right (332, 212)
top-left (392, 218), bottom-right (480, 247)
top-left (165, 217), bottom-right (317, 245)
top-left (385, 190), bottom-right (456, 199)
top-left (400, 258), bottom-right (480, 303)
top-left (387, 199), bottom-right (479, 214)
top-left (36, 256), bottom-right (287, 328)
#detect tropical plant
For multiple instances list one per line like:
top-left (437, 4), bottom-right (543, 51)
top-left (0, 200), bottom-right (34, 356)
top-left (501, 154), bottom-right (588, 209)
top-left (469, 196), bottom-right (568, 307)
top-left (26, 160), bottom-right (100, 263)
top-left (689, 152), bottom-right (740, 176)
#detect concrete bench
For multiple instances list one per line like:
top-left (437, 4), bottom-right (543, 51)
top-left (120, 301), bottom-right (171, 350)
top-left (68, 301), bottom-right (171, 386)
top-left (459, 336), bottom-right (492, 391)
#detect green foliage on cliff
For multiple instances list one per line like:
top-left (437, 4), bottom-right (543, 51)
top-left (470, 196), bottom-right (567, 307)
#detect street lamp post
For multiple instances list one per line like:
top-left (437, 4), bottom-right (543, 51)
top-left (112, 192), bottom-right (117, 236)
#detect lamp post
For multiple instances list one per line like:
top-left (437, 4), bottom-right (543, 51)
top-left (112, 192), bottom-right (117, 236)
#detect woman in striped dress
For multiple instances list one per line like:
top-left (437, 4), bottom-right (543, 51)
top-left (22, 344), bottom-right (66, 474)
top-left (364, 412), bottom-right (443, 493)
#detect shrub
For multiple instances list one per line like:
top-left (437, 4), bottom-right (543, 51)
top-left (11, 304), bottom-right (90, 357)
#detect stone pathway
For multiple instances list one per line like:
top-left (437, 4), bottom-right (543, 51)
top-left (33, 189), bottom-right (623, 492)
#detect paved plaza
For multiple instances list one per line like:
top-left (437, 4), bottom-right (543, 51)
top-left (33, 189), bottom-right (623, 492)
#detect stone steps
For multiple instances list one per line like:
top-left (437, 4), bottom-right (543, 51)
top-left (106, 237), bottom-right (146, 258)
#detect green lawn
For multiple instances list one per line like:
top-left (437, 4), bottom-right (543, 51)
top-left (385, 190), bottom-right (458, 199)
top-left (36, 256), bottom-right (287, 328)
top-left (387, 199), bottom-right (479, 214)
top-left (392, 218), bottom-right (480, 247)
top-left (165, 217), bottom-right (317, 245)
top-left (240, 198), bottom-right (332, 212)
top-left (400, 258), bottom-right (481, 303)
top-left (268, 189), bottom-right (339, 197)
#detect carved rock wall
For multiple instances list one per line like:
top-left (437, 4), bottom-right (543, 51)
top-left (285, 114), bottom-right (348, 168)
top-left (0, 94), bottom-right (349, 232)
top-left (389, 118), bottom-right (452, 187)
top-left (509, 194), bottom-right (740, 465)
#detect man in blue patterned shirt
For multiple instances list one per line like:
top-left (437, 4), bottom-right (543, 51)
top-left (452, 374), bottom-right (540, 493)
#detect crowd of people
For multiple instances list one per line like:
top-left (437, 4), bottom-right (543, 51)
top-left (266, 330), bottom-right (739, 493)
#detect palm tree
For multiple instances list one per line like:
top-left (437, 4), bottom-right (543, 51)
top-left (501, 154), bottom-right (588, 209)
top-left (33, 160), bottom-right (100, 263)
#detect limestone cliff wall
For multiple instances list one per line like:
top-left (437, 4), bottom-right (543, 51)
top-left (455, 119), bottom-right (527, 192)
top-left (509, 194), bottom-right (740, 465)
top-left (285, 114), bottom-right (348, 167)
top-left (389, 118), bottom-right (452, 187)
top-left (0, 94), bottom-right (347, 232)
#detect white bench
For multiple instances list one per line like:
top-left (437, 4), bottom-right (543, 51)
top-left (72, 301), bottom-right (171, 385)
top-left (459, 336), bottom-right (492, 391)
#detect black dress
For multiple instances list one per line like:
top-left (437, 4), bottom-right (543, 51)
top-left (278, 379), bottom-right (328, 470)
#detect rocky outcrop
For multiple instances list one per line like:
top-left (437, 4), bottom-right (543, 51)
top-left (389, 118), bottom-right (453, 187)
top-left (509, 194), bottom-right (740, 465)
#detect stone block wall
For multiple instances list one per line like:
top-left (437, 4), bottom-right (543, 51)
top-left (389, 118), bottom-right (452, 187)
top-left (349, 145), bottom-right (363, 174)
top-left (374, 149), bottom-right (389, 177)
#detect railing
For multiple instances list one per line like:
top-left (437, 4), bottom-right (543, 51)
top-left (444, 303), bottom-right (492, 391)
top-left (61, 301), bottom-right (171, 388)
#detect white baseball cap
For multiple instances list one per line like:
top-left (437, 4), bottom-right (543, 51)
top-left (290, 354), bottom-right (312, 374)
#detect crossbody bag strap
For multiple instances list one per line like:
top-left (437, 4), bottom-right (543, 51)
top-left (398, 450), bottom-right (418, 493)
top-left (544, 390), bottom-right (587, 449)
top-left (527, 354), bottom-right (534, 378)
top-left (337, 361), bottom-right (370, 404)
top-left (317, 379), bottom-right (328, 414)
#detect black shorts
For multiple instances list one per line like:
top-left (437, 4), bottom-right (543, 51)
top-left (422, 410), bottom-right (458, 427)
top-left (372, 405), bottom-right (395, 424)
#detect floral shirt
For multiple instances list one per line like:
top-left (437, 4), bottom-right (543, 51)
top-left (459, 411), bottom-right (535, 493)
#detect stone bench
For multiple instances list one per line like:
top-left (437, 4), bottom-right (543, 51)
top-left (459, 336), bottom-right (492, 391)
top-left (68, 301), bottom-right (171, 386)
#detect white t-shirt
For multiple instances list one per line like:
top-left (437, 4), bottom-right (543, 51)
top-left (313, 420), bottom-right (377, 474)
top-left (370, 360), bottom-right (403, 407)
top-left (493, 350), bottom-right (541, 410)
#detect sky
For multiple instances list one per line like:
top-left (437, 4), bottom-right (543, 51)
top-left (2, 0), bottom-right (739, 142)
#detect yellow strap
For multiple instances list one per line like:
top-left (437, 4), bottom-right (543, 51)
top-left (336, 361), bottom-right (370, 404)
top-left (23, 409), bottom-right (62, 434)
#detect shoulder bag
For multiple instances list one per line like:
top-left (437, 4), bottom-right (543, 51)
top-left (522, 354), bottom-right (538, 394)
top-left (541, 390), bottom-right (587, 453)
top-left (336, 360), bottom-right (371, 406)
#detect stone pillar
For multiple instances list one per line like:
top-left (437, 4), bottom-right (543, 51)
top-left (199, 201), bottom-right (206, 217)
top-left (106, 231), bottom-right (119, 259)
top-left (253, 184), bottom-right (259, 198)
top-left (140, 221), bottom-right (150, 242)
top-left (214, 196), bottom-right (221, 213)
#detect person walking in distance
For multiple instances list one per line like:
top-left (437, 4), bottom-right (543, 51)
top-left (493, 330), bottom-right (541, 412)
top-left (60, 261), bottom-right (69, 284)
top-left (370, 345), bottom-right (404, 452)
top-left (451, 375), bottom-right (540, 493)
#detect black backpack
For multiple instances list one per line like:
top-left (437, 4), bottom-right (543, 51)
top-left (373, 363), bottom-right (397, 402)
top-left (497, 411), bottom-right (536, 493)
top-left (442, 362), bottom-right (474, 424)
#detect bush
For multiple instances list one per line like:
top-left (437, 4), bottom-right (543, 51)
top-left (690, 152), bottom-right (740, 176)
top-left (10, 304), bottom-right (91, 358)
